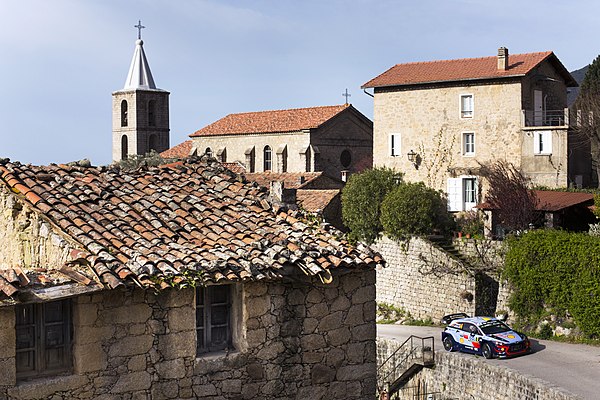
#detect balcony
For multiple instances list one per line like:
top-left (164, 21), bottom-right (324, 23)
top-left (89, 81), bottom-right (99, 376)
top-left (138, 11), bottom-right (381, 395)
top-left (522, 108), bottom-right (569, 128)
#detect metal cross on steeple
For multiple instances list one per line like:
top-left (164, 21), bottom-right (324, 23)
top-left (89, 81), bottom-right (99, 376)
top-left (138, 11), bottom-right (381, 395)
top-left (342, 88), bottom-right (351, 105)
top-left (134, 20), bottom-right (146, 40)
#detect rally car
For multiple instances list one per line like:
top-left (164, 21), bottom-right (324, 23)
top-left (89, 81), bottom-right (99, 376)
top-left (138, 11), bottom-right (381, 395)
top-left (441, 313), bottom-right (531, 359)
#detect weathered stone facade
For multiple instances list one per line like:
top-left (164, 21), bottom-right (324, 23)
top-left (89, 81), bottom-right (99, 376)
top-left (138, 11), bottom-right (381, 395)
top-left (0, 269), bottom-right (377, 399)
top-left (377, 338), bottom-right (579, 400)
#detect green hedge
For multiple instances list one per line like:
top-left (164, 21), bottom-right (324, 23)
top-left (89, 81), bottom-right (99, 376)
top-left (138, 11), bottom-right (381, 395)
top-left (505, 230), bottom-right (600, 336)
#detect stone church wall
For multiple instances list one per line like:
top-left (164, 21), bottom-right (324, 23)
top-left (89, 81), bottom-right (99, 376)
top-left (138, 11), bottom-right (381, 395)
top-left (0, 268), bottom-right (377, 399)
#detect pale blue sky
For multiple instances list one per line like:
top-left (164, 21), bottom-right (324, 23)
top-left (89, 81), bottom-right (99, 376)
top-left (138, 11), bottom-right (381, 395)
top-left (1, 0), bottom-right (599, 165)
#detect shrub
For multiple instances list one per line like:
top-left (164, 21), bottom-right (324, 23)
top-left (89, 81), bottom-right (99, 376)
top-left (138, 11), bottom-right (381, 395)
top-left (380, 182), bottom-right (454, 241)
top-left (341, 167), bottom-right (402, 243)
top-left (504, 230), bottom-right (600, 337)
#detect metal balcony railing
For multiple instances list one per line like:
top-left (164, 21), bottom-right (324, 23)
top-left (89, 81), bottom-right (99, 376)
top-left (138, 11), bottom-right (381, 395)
top-left (522, 108), bottom-right (569, 127)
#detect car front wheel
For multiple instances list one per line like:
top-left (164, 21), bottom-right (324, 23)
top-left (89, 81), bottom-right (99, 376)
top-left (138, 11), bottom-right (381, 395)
top-left (482, 343), bottom-right (493, 359)
top-left (443, 336), bottom-right (455, 352)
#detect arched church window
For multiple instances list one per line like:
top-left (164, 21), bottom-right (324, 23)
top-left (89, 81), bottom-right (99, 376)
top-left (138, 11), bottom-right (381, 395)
top-left (121, 135), bottom-right (128, 160)
top-left (148, 100), bottom-right (156, 127)
top-left (264, 146), bottom-right (272, 171)
top-left (121, 100), bottom-right (128, 127)
top-left (148, 134), bottom-right (158, 152)
top-left (205, 148), bottom-right (213, 158)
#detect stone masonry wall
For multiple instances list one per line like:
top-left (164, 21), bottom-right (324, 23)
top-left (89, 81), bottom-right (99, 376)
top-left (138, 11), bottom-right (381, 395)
top-left (0, 268), bottom-right (377, 399)
top-left (377, 338), bottom-right (578, 400)
top-left (372, 236), bottom-right (476, 321)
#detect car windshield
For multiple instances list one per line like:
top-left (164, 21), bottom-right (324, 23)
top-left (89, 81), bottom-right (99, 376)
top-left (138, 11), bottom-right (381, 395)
top-left (480, 320), bottom-right (511, 335)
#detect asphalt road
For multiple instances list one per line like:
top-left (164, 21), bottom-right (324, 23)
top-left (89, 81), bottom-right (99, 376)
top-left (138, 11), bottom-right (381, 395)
top-left (378, 324), bottom-right (600, 400)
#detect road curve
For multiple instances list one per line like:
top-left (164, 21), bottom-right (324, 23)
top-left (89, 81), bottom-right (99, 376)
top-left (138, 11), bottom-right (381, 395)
top-left (378, 324), bottom-right (600, 400)
top-left (377, 325), bottom-right (600, 399)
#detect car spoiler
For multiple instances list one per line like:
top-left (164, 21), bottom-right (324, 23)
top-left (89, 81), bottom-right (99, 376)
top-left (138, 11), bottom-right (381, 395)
top-left (441, 313), bottom-right (470, 325)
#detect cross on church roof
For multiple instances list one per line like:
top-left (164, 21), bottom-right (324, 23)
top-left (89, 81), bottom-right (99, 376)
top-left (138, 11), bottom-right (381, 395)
top-left (134, 20), bottom-right (145, 40)
top-left (342, 88), bottom-right (351, 105)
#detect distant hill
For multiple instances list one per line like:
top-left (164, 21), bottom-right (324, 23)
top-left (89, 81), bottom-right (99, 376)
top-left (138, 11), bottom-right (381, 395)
top-left (567, 65), bottom-right (589, 106)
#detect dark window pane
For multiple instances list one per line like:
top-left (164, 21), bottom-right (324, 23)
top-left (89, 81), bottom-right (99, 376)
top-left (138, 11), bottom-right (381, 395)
top-left (45, 347), bottom-right (65, 369)
top-left (16, 304), bottom-right (34, 325)
top-left (45, 325), bottom-right (65, 347)
top-left (16, 351), bottom-right (35, 372)
top-left (16, 326), bottom-right (35, 349)
top-left (44, 301), bottom-right (64, 323)
top-left (211, 286), bottom-right (229, 304)
top-left (196, 328), bottom-right (205, 351)
top-left (211, 305), bottom-right (228, 325)
top-left (196, 307), bottom-right (204, 328)
top-left (196, 287), bottom-right (204, 306)
top-left (211, 326), bottom-right (227, 346)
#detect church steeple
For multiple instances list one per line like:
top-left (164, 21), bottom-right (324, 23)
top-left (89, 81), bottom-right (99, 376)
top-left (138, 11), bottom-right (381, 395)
top-left (112, 21), bottom-right (170, 162)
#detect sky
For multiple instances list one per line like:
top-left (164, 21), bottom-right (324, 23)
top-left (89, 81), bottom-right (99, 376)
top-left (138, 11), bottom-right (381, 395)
top-left (1, 0), bottom-right (599, 166)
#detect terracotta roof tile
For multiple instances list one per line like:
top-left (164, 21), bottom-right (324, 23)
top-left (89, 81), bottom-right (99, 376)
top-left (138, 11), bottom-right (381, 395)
top-left (363, 51), bottom-right (576, 88)
top-left (190, 105), bottom-right (350, 137)
top-left (160, 140), bottom-right (192, 159)
top-left (477, 190), bottom-right (594, 212)
top-left (296, 189), bottom-right (340, 213)
top-left (0, 157), bottom-right (382, 297)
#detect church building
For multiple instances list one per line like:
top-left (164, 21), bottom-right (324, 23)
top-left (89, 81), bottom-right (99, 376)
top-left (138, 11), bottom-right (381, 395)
top-left (112, 27), bottom-right (170, 162)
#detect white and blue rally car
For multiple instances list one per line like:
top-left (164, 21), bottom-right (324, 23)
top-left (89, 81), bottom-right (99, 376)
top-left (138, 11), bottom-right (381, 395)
top-left (441, 313), bottom-right (531, 359)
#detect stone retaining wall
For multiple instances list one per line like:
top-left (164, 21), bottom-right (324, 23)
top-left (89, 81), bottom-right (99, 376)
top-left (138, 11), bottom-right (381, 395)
top-left (0, 269), bottom-right (377, 399)
top-left (372, 237), bottom-right (477, 320)
top-left (377, 338), bottom-right (579, 400)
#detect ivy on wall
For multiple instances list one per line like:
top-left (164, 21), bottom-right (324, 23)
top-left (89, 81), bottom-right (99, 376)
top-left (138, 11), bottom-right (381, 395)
top-left (504, 230), bottom-right (600, 337)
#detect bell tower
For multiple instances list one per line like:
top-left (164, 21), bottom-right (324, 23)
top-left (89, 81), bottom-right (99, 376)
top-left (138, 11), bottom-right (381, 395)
top-left (112, 21), bottom-right (170, 162)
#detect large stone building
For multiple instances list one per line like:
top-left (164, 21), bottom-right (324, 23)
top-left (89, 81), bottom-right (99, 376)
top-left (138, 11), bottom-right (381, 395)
top-left (187, 104), bottom-right (373, 181)
top-left (0, 157), bottom-right (380, 399)
top-left (112, 35), bottom-right (170, 162)
top-left (363, 47), bottom-right (587, 212)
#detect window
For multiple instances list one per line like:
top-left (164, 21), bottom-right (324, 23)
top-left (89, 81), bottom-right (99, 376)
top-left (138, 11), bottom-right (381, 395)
top-left (121, 135), bottom-right (128, 160)
top-left (463, 132), bottom-right (475, 156)
top-left (340, 150), bottom-right (352, 168)
top-left (460, 94), bottom-right (473, 118)
top-left (447, 176), bottom-right (478, 212)
top-left (264, 146), bottom-right (272, 171)
top-left (196, 286), bottom-right (231, 354)
top-left (16, 300), bottom-right (72, 379)
top-left (148, 100), bottom-right (156, 127)
top-left (217, 148), bottom-right (227, 163)
top-left (205, 147), bottom-right (213, 158)
top-left (121, 100), bottom-right (128, 127)
top-left (148, 134), bottom-right (158, 152)
top-left (389, 133), bottom-right (401, 156)
top-left (245, 147), bottom-right (255, 173)
top-left (534, 131), bottom-right (552, 155)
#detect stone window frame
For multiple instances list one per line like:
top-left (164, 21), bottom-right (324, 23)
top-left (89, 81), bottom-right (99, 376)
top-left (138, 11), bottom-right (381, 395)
top-left (196, 285), bottom-right (232, 355)
top-left (389, 133), bottom-right (401, 157)
top-left (534, 130), bottom-right (552, 155)
top-left (460, 94), bottom-right (474, 119)
top-left (15, 299), bottom-right (73, 380)
top-left (462, 132), bottom-right (475, 156)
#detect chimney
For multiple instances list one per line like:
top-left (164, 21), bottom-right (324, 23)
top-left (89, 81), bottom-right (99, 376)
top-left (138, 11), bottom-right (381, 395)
top-left (498, 47), bottom-right (509, 71)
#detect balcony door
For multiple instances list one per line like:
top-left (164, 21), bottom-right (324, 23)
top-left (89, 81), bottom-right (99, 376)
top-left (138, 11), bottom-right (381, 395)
top-left (534, 90), bottom-right (543, 125)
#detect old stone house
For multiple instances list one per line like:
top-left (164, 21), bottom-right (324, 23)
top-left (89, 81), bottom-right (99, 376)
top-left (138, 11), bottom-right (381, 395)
top-left (185, 104), bottom-right (374, 181)
top-left (363, 47), bottom-right (587, 212)
top-left (0, 157), bottom-right (382, 399)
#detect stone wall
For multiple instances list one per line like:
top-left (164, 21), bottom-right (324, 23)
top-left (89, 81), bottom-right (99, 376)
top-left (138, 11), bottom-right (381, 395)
top-left (377, 338), bottom-right (578, 400)
top-left (372, 236), bottom-right (477, 321)
top-left (0, 268), bottom-right (377, 399)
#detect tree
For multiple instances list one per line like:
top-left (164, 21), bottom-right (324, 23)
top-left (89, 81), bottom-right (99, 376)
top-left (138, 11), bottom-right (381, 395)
top-left (380, 182), bottom-right (454, 241)
top-left (341, 168), bottom-right (402, 244)
top-left (572, 55), bottom-right (600, 186)
top-left (478, 160), bottom-right (539, 231)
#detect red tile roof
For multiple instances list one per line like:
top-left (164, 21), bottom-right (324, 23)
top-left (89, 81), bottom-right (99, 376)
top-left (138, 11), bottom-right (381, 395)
top-left (222, 162), bottom-right (246, 174)
top-left (160, 140), bottom-right (192, 159)
top-left (244, 172), bottom-right (342, 190)
top-left (190, 105), bottom-right (350, 137)
top-left (0, 158), bottom-right (382, 299)
top-left (534, 190), bottom-right (594, 212)
top-left (296, 189), bottom-right (340, 213)
top-left (363, 51), bottom-right (576, 88)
